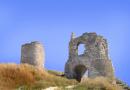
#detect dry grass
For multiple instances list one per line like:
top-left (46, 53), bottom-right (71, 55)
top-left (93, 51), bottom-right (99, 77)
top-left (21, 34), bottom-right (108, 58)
top-left (74, 77), bottom-right (123, 90)
top-left (0, 63), bottom-right (77, 90)
top-left (0, 64), bottom-right (124, 90)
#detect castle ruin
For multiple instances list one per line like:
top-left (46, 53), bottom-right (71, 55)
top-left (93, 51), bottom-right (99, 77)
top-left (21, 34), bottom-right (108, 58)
top-left (21, 41), bottom-right (45, 68)
top-left (65, 32), bottom-right (114, 81)
top-left (20, 33), bottom-right (114, 82)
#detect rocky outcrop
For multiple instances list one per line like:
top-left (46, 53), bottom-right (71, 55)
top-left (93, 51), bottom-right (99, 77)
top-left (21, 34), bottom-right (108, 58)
top-left (21, 41), bottom-right (45, 68)
top-left (65, 32), bottom-right (114, 81)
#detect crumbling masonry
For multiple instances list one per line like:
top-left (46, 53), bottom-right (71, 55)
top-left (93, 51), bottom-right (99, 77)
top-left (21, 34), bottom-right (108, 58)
top-left (65, 32), bottom-right (114, 81)
top-left (20, 33), bottom-right (114, 82)
top-left (21, 41), bottom-right (45, 68)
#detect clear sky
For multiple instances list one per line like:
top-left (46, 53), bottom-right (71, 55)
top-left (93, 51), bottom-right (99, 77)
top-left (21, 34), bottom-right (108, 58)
top-left (0, 0), bottom-right (130, 85)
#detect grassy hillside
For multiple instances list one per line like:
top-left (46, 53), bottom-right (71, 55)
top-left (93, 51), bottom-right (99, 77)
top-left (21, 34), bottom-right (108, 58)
top-left (0, 64), bottom-right (77, 90)
top-left (74, 77), bottom-right (123, 90)
top-left (0, 64), bottom-right (128, 90)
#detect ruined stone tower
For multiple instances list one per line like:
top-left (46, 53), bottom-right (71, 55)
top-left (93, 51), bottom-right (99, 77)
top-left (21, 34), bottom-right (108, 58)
top-left (65, 32), bottom-right (114, 81)
top-left (21, 41), bottom-right (45, 68)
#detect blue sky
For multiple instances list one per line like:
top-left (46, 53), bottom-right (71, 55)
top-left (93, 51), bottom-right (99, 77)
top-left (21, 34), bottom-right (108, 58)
top-left (0, 0), bottom-right (130, 85)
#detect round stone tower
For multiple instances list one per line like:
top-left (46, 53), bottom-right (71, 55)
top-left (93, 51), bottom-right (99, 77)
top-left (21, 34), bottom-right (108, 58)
top-left (21, 41), bottom-right (45, 68)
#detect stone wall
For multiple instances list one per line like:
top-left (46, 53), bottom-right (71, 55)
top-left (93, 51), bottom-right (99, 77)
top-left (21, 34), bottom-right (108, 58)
top-left (21, 41), bottom-right (45, 68)
top-left (65, 32), bottom-right (114, 81)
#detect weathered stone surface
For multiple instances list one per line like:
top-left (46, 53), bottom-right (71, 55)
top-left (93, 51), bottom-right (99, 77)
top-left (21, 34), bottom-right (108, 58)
top-left (21, 41), bottom-right (45, 68)
top-left (65, 32), bottom-right (114, 81)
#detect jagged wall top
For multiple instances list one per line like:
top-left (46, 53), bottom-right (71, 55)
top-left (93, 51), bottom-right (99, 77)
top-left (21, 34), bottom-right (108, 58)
top-left (69, 32), bottom-right (108, 60)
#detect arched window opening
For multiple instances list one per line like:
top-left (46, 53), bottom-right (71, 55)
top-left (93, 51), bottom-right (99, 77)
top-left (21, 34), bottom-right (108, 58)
top-left (78, 44), bottom-right (85, 55)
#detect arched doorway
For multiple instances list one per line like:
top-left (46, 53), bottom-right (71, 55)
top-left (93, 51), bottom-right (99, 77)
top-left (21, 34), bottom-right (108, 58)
top-left (74, 65), bottom-right (88, 81)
